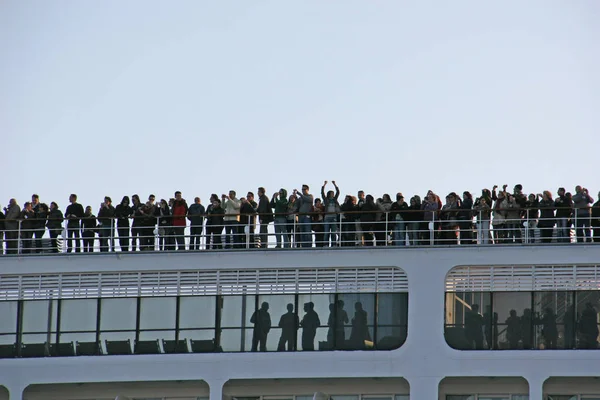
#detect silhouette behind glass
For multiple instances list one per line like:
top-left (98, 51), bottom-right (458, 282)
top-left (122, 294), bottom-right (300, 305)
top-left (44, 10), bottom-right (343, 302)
top-left (483, 305), bottom-right (498, 350)
top-left (540, 307), bottom-right (558, 349)
top-left (505, 309), bottom-right (521, 349)
top-left (349, 301), bottom-right (370, 349)
top-left (301, 302), bottom-right (321, 351)
top-left (520, 308), bottom-right (533, 349)
top-left (250, 302), bottom-right (271, 352)
top-left (464, 304), bottom-right (484, 350)
top-left (277, 303), bottom-right (299, 351)
top-left (335, 300), bottom-right (349, 349)
top-left (579, 303), bottom-right (599, 349)
top-left (563, 305), bottom-right (576, 349)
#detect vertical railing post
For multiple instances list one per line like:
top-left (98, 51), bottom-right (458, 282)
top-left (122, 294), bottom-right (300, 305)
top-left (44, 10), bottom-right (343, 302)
top-left (525, 213), bottom-right (529, 244)
top-left (156, 216), bottom-right (160, 251)
top-left (293, 216), bottom-right (297, 248)
top-left (385, 212), bottom-right (389, 246)
top-left (17, 220), bottom-right (22, 255)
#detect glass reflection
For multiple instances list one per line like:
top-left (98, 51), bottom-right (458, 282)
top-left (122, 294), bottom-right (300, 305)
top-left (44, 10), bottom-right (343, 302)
top-left (100, 298), bottom-right (136, 342)
top-left (2, 291), bottom-right (408, 357)
top-left (446, 290), bottom-right (600, 351)
top-left (0, 301), bottom-right (18, 344)
top-left (179, 296), bottom-right (216, 344)
top-left (377, 293), bottom-right (408, 350)
top-left (60, 299), bottom-right (97, 344)
top-left (139, 297), bottom-right (176, 340)
top-left (22, 300), bottom-right (58, 344)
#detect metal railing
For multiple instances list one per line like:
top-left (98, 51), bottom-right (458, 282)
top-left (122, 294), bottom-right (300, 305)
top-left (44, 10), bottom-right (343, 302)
top-left (0, 208), bottom-right (599, 255)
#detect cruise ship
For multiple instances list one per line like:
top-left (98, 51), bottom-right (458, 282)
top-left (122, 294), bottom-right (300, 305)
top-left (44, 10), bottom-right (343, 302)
top-left (1, 240), bottom-right (600, 400)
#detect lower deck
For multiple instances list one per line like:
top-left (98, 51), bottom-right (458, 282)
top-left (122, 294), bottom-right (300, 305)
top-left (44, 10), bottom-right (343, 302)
top-left (2, 377), bottom-right (600, 400)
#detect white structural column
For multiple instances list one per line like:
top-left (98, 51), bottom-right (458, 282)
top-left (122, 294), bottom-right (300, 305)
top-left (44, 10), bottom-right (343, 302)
top-left (208, 378), bottom-right (226, 400)
top-left (406, 376), bottom-right (442, 400)
top-left (526, 375), bottom-right (547, 400)
top-left (5, 382), bottom-right (26, 400)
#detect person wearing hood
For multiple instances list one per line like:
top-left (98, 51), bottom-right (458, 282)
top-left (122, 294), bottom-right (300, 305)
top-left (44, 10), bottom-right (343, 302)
top-left (115, 196), bottom-right (133, 252)
top-left (270, 188), bottom-right (289, 248)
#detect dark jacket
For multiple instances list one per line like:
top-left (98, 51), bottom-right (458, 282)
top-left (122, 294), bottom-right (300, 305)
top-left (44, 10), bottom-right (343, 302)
top-left (525, 199), bottom-right (539, 220)
top-left (592, 200), bottom-right (600, 224)
top-left (65, 202), bottom-right (84, 228)
top-left (554, 195), bottom-right (573, 219)
top-left (360, 201), bottom-right (378, 223)
top-left (187, 203), bottom-right (205, 227)
top-left (98, 204), bottom-right (116, 227)
top-left (340, 201), bottom-right (357, 222)
top-left (81, 214), bottom-right (97, 232)
top-left (32, 203), bottom-right (46, 229)
top-left (20, 209), bottom-right (36, 231)
top-left (458, 198), bottom-right (474, 221)
top-left (115, 204), bottom-right (133, 228)
top-left (257, 194), bottom-right (273, 223)
top-left (156, 205), bottom-right (172, 228)
top-left (390, 201), bottom-right (409, 221)
top-left (46, 209), bottom-right (64, 231)
top-left (405, 204), bottom-right (424, 223)
top-left (538, 199), bottom-right (555, 228)
top-left (239, 201), bottom-right (257, 226)
top-left (206, 205), bottom-right (224, 227)
top-left (270, 190), bottom-right (289, 218)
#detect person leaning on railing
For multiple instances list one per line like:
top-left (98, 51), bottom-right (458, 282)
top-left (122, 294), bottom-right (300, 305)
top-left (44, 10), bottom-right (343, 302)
top-left (46, 202), bottom-right (64, 253)
top-left (115, 196), bottom-right (133, 252)
top-left (340, 195), bottom-right (357, 247)
top-left (81, 206), bottom-right (97, 253)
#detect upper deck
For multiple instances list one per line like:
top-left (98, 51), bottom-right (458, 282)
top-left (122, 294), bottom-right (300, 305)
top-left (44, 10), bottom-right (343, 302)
top-left (1, 244), bottom-right (600, 399)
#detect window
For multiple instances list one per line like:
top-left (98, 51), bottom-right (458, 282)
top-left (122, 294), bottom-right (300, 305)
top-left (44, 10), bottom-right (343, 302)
top-left (139, 297), bottom-right (176, 341)
top-left (0, 301), bottom-right (18, 344)
top-left (22, 300), bottom-right (58, 344)
top-left (60, 299), bottom-right (97, 344)
top-left (445, 289), bottom-right (600, 351)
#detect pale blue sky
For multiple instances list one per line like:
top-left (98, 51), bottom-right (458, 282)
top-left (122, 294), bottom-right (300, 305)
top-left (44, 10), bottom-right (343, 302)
top-left (1, 1), bottom-right (599, 209)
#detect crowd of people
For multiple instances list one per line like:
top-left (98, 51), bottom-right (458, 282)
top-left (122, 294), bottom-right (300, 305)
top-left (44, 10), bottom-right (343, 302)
top-left (1, 182), bottom-right (599, 254)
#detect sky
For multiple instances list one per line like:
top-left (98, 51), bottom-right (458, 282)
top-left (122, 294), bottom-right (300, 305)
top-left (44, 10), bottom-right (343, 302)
top-left (1, 1), bottom-right (599, 209)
